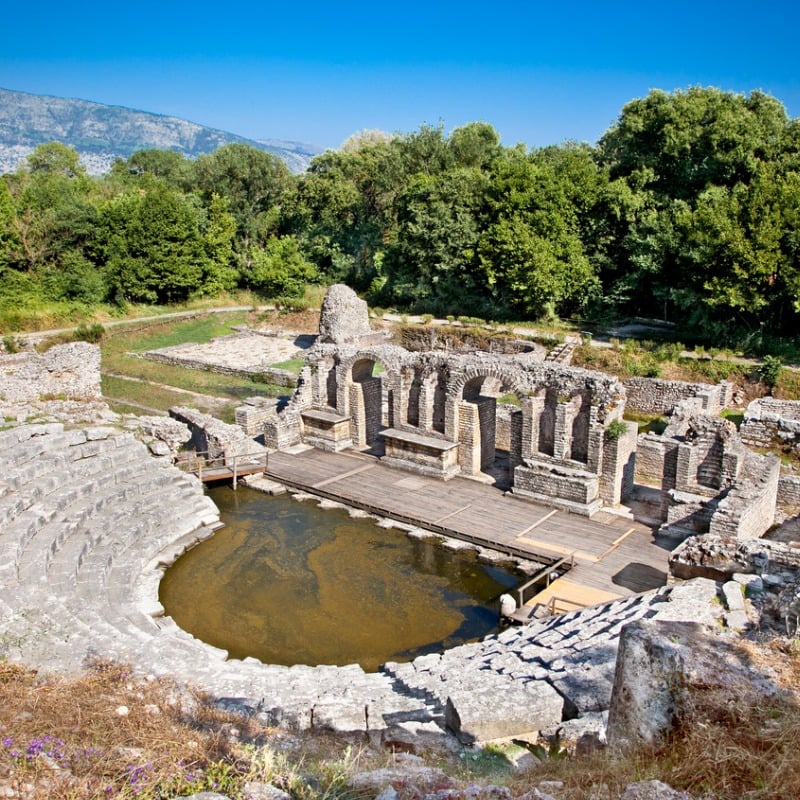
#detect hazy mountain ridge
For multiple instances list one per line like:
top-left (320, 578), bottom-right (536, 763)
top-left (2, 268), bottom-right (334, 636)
top-left (0, 88), bottom-right (323, 174)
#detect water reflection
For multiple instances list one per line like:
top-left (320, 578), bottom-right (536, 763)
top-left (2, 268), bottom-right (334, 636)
top-left (160, 487), bottom-right (518, 671)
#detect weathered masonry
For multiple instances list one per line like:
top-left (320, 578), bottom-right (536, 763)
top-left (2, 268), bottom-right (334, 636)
top-left (266, 341), bottom-right (634, 517)
top-left (255, 286), bottom-right (786, 539)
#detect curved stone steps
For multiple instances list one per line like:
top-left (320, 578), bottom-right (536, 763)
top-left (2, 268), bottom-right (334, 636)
top-left (0, 420), bottom-right (719, 740)
top-left (383, 590), bottom-right (664, 714)
top-left (12, 470), bottom-right (174, 584)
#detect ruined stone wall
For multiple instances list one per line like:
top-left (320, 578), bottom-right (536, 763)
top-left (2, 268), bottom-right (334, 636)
top-left (635, 433), bottom-right (680, 489)
top-left (778, 474), bottom-right (800, 508)
top-left (142, 352), bottom-right (297, 387)
top-left (264, 410), bottom-right (302, 450)
top-left (234, 397), bottom-right (281, 436)
top-left (624, 378), bottom-right (732, 416)
top-left (600, 421), bottom-right (637, 505)
top-left (513, 462), bottom-right (600, 513)
top-left (0, 342), bottom-right (102, 403)
top-left (170, 406), bottom-right (261, 461)
top-left (495, 404), bottom-right (518, 451)
top-left (708, 453), bottom-right (780, 540)
top-left (740, 397), bottom-right (800, 449)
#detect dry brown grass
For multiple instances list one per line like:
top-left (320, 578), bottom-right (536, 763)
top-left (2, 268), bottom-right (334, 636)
top-left (0, 657), bottom-right (277, 798)
top-left (502, 637), bottom-right (800, 800)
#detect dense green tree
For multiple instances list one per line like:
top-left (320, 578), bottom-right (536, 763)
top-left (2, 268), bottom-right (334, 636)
top-left (295, 137), bottom-right (404, 290)
top-left (26, 142), bottom-right (85, 178)
top-left (243, 235), bottom-right (317, 299)
top-left (3, 144), bottom-right (97, 275)
top-left (382, 167), bottom-right (489, 313)
top-left (595, 87), bottom-right (799, 330)
top-left (190, 144), bottom-right (293, 254)
top-left (476, 146), bottom-right (600, 318)
top-left (200, 193), bottom-right (238, 294)
top-left (98, 181), bottom-right (211, 304)
top-left (124, 149), bottom-right (191, 186)
top-left (598, 87), bottom-right (788, 199)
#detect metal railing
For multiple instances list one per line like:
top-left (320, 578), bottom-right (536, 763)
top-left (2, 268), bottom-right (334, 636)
top-left (515, 552), bottom-right (575, 608)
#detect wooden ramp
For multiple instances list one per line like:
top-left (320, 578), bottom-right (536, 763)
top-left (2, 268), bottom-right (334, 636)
top-left (264, 448), bottom-right (673, 606)
top-left (526, 579), bottom-right (623, 616)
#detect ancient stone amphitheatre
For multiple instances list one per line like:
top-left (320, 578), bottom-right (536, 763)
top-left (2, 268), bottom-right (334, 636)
top-left (1, 284), bottom-right (800, 748)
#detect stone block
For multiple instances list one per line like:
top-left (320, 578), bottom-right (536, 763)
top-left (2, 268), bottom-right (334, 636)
top-left (606, 619), bottom-right (775, 751)
top-left (444, 678), bottom-right (563, 743)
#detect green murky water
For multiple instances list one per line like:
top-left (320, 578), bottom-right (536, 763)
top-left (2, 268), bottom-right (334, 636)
top-left (159, 486), bottom-right (518, 671)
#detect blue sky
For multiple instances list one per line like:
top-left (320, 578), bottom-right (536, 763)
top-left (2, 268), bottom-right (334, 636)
top-left (2, 1), bottom-right (798, 151)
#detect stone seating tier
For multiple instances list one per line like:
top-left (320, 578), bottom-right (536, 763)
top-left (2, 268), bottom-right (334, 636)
top-left (0, 421), bottom-right (728, 743)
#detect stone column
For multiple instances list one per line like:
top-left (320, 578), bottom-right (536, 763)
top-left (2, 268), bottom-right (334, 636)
top-left (457, 400), bottom-right (481, 475)
top-left (553, 401), bottom-right (575, 462)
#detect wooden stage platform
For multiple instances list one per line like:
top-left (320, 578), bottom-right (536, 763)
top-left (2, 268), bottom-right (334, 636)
top-left (263, 448), bottom-right (673, 612)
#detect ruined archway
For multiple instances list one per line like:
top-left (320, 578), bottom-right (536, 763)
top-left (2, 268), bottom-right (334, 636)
top-left (448, 368), bottom-right (528, 485)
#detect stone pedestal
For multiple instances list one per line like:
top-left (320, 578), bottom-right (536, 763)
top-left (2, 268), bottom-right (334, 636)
top-left (380, 427), bottom-right (460, 480)
top-left (301, 408), bottom-right (353, 452)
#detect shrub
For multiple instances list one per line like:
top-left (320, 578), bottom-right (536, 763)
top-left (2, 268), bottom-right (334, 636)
top-left (73, 322), bottom-right (105, 343)
top-left (2, 335), bottom-right (20, 353)
top-left (757, 355), bottom-right (783, 391)
top-left (605, 419), bottom-right (628, 440)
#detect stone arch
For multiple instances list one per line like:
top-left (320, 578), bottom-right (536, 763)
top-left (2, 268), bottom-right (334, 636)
top-left (447, 366), bottom-right (529, 481)
top-left (335, 349), bottom-right (399, 449)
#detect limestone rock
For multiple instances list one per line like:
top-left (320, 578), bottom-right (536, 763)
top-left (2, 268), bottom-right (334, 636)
top-left (241, 783), bottom-right (292, 800)
top-left (619, 780), bottom-right (691, 800)
top-left (348, 765), bottom-right (455, 796)
top-left (318, 284), bottom-right (372, 344)
top-left (606, 620), bottom-right (776, 751)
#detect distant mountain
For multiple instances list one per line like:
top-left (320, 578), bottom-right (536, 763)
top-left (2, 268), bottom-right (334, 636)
top-left (0, 88), bottom-right (323, 175)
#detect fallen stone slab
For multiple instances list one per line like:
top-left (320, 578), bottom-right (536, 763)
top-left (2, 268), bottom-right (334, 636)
top-left (444, 677), bottom-right (563, 744)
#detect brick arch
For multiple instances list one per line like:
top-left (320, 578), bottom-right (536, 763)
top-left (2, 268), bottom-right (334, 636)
top-left (337, 348), bottom-right (401, 382)
top-left (447, 365), bottom-right (529, 403)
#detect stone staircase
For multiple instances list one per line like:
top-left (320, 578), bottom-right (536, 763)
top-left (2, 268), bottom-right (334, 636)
top-left (0, 421), bottom-right (725, 742)
top-left (544, 339), bottom-right (578, 365)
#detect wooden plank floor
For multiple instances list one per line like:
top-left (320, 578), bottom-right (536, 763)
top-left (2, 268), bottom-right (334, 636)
top-left (265, 448), bottom-right (673, 604)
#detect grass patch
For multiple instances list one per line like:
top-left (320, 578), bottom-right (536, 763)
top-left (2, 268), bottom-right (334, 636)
top-left (623, 410), bottom-right (669, 435)
top-left (721, 409), bottom-right (745, 428)
top-left (106, 313), bottom-right (251, 356)
top-left (98, 312), bottom-right (287, 415)
top-left (269, 357), bottom-right (306, 374)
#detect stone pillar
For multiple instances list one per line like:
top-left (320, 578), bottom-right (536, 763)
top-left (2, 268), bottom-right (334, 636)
top-left (336, 365), bottom-right (350, 418)
top-left (360, 377), bottom-right (382, 446)
top-left (529, 394), bottom-right (546, 456)
top-left (477, 397), bottom-right (496, 469)
top-left (349, 384), bottom-right (366, 448)
top-left (401, 368), bottom-right (417, 427)
top-left (457, 400), bottom-right (481, 475)
top-left (585, 410), bottom-right (603, 474)
top-left (600, 420), bottom-right (637, 505)
top-left (509, 409), bottom-right (524, 468)
top-left (553, 401), bottom-right (574, 462)
top-left (417, 378), bottom-right (433, 431)
top-left (445, 396), bottom-right (459, 442)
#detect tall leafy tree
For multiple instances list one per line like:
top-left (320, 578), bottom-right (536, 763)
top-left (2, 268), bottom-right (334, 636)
top-left (595, 87), bottom-right (798, 329)
top-left (190, 144), bottom-right (293, 255)
top-left (98, 180), bottom-right (211, 304)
